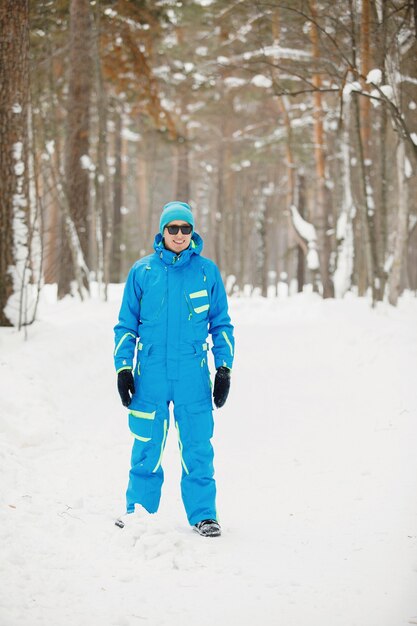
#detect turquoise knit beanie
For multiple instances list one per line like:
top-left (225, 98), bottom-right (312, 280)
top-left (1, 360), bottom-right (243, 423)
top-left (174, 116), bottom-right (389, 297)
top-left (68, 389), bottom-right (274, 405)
top-left (159, 201), bottom-right (194, 234)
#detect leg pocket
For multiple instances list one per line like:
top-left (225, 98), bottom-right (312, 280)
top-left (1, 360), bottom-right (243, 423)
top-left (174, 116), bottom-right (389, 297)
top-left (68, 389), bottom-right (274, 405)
top-left (183, 398), bottom-right (214, 444)
top-left (128, 399), bottom-right (157, 443)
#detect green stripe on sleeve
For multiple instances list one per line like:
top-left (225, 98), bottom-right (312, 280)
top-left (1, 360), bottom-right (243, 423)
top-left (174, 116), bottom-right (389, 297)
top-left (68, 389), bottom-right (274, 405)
top-left (222, 330), bottom-right (234, 356)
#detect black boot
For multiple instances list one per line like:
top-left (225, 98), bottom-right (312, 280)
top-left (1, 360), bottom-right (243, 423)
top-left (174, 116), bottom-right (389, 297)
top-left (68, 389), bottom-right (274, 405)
top-left (194, 519), bottom-right (221, 537)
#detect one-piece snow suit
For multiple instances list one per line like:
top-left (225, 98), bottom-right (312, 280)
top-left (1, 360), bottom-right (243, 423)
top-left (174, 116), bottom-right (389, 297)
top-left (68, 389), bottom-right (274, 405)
top-left (113, 232), bottom-right (235, 525)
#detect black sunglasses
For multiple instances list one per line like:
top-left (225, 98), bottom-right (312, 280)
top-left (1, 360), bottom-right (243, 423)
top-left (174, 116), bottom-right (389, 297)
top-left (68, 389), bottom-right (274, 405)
top-left (166, 224), bottom-right (193, 235)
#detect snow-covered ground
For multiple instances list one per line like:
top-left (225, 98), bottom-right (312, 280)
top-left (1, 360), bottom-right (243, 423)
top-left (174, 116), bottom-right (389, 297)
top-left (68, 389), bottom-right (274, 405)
top-left (1, 289), bottom-right (417, 626)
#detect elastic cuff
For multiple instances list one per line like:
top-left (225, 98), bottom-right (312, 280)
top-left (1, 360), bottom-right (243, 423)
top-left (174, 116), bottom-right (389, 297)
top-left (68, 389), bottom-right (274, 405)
top-left (215, 359), bottom-right (232, 371)
top-left (116, 366), bottom-right (133, 374)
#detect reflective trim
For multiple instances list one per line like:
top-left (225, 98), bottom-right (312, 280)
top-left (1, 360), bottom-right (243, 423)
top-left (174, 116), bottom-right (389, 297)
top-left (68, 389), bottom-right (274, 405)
top-left (152, 419), bottom-right (168, 473)
top-left (202, 343), bottom-right (208, 351)
top-left (137, 342), bottom-right (143, 351)
top-left (189, 289), bottom-right (208, 299)
top-left (194, 304), bottom-right (210, 314)
top-left (175, 422), bottom-right (189, 475)
top-left (129, 409), bottom-right (156, 420)
top-left (131, 433), bottom-right (151, 442)
top-left (222, 331), bottom-right (234, 357)
top-left (137, 361), bottom-right (141, 376)
top-left (114, 332), bottom-right (136, 356)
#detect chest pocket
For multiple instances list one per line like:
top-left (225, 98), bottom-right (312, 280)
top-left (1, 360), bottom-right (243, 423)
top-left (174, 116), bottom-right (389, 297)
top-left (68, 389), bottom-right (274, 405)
top-left (188, 288), bottom-right (210, 315)
top-left (185, 264), bottom-right (211, 319)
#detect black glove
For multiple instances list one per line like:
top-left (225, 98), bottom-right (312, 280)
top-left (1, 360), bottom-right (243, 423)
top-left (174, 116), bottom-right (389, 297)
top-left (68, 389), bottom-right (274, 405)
top-left (117, 369), bottom-right (135, 407)
top-left (213, 366), bottom-right (231, 408)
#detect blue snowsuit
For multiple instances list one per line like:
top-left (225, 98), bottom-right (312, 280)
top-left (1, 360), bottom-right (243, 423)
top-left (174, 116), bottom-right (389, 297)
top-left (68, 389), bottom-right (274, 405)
top-left (114, 232), bottom-right (234, 525)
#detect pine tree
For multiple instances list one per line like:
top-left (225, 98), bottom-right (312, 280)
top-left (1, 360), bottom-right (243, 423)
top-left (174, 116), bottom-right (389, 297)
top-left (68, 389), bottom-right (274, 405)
top-left (0, 0), bottom-right (30, 326)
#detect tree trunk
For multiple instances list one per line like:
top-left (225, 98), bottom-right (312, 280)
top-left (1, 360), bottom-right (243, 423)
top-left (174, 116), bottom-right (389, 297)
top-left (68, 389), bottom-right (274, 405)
top-left (408, 221), bottom-right (417, 292)
top-left (278, 96), bottom-right (296, 208)
top-left (359, 0), bottom-right (382, 304)
top-left (333, 88), bottom-right (354, 298)
top-left (371, 0), bottom-right (388, 296)
top-left (278, 97), bottom-right (309, 291)
top-left (111, 109), bottom-right (123, 282)
top-left (42, 171), bottom-right (60, 284)
top-left (175, 135), bottom-right (190, 201)
top-left (359, 0), bottom-right (371, 154)
top-left (352, 93), bottom-right (374, 296)
top-left (223, 138), bottom-right (235, 280)
top-left (93, 3), bottom-right (112, 300)
top-left (137, 128), bottom-right (151, 256)
top-left (388, 140), bottom-right (409, 305)
top-left (256, 188), bottom-right (268, 297)
top-left (234, 176), bottom-right (244, 291)
top-left (309, 0), bottom-right (335, 298)
top-left (214, 138), bottom-right (224, 269)
top-left (296, 174), bottom-right (306, 292)
top-left (41, 30), bottom-right (64, 285)
top-left (272, 9), bottom-right (304, 294)
top-left (58, 0), bottom-right (92, 298)
top-left (0, 0), bottom-right (30, 326)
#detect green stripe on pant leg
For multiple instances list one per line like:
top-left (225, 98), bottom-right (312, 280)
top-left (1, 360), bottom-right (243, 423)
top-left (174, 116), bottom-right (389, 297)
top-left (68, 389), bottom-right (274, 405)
top-left (175, 422), bottom-right (189, 475)
top-left (152, 419), bottom-right (168, 473)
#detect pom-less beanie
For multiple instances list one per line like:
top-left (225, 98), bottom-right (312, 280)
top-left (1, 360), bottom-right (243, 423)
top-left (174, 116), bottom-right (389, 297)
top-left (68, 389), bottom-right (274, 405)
top-left (159, 201), bottom-right (194, 234)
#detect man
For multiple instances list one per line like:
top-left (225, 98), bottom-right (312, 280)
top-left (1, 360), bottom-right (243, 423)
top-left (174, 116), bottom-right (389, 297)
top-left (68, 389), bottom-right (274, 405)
top-left (113, 201), bottom-right (234, 537)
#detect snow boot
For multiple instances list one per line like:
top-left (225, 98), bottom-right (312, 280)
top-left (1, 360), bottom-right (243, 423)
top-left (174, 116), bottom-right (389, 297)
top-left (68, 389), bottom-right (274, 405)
top-left (193, 519), bottom-right (221, 537)
top-left (115, 505), bottom-right (145, 528)
top-left (115, 514), bottom-right (129, 529)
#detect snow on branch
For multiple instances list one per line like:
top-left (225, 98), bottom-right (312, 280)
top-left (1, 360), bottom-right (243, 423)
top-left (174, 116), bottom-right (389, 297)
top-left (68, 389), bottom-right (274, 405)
top-left (224, 44), bottom-right (312, 68)
top-left (366, 68), bottom-right (382, 85)
top-left (290, 205), bottom-right (319, 271)
top-left (290, 204), bottom-right (316, 241)
top-left (251, 75), bottom-right (272, 88)
top-left (261, 44), bottom-right (312, 62)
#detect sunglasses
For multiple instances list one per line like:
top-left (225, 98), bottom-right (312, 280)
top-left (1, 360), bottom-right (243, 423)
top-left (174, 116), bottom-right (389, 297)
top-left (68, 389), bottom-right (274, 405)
top-left (166, 224), bottom-right (193, 235)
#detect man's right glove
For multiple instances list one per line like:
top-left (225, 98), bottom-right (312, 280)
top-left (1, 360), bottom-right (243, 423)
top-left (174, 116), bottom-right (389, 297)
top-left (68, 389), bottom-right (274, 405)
top-left (117, 369), bottom-right (135, 407)
top-left (213, 366), bottom-right (231, 408)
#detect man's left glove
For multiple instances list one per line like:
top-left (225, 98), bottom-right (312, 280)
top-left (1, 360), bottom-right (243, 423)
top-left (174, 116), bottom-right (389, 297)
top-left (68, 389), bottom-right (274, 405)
top-left (117, 369), bottom-right (135, 407)
top-left (213, 366), bottom-right (231, 408)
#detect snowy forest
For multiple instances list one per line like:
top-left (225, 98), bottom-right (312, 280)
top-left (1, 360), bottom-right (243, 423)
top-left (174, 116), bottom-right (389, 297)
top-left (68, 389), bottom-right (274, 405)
top-left (0, 0), bottom-right (416, 327)
top-left (2, 3), bottom-right (417, 624)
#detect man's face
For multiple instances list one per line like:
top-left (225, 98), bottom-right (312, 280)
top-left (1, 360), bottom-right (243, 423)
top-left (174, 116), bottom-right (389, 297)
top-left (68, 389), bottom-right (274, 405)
top-left (163, 221), bottom-right (193, 254)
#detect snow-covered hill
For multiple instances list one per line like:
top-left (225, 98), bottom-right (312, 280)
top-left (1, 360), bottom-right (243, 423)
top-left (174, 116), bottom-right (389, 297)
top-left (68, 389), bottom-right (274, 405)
top-left (1, 289), bottom-right (416, 626)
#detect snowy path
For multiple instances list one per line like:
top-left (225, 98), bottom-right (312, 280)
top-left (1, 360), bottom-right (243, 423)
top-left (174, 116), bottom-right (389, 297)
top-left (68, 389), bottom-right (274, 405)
top-left (1, 291), bottom-right (417, 626)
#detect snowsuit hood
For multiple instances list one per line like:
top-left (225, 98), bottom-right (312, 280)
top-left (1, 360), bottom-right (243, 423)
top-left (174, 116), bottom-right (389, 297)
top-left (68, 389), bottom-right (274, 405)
top-left (153, 232), bottom-right (204, 267)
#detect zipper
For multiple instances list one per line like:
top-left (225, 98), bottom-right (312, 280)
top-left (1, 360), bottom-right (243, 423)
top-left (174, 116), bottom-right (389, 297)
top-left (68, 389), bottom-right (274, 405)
top-left (184, 291), bottom-right (193, 321)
